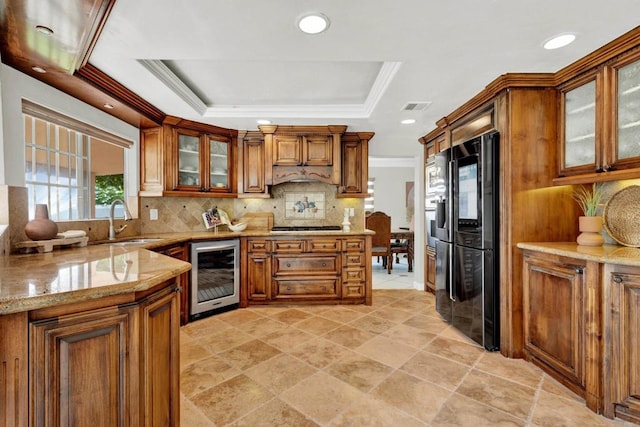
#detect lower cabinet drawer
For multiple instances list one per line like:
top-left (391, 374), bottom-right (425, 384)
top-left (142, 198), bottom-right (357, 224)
top-left (343, 284), bottom-right (365, 298)
top-left (343, 267), bottom-right (365, 282)
top-left (344, 253), bottom-right (365, 266)
top-left (274, 279), bottom-right (339, 297)
top-left (273, 256), bottom-right (338, 275)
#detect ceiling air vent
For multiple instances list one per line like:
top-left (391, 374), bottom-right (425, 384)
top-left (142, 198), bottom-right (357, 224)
top-left (402, 101), bottom-right (432, 111)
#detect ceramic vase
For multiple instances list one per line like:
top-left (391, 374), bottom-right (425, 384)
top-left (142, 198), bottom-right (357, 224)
top-left (24, 204), bottom-right (58, 241)
top-left (576, 216), bottom-right (604, 246)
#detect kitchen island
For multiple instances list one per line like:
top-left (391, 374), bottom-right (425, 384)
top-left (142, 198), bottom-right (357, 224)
top-left (0, 243), bottom-right (191, 426)
top-left (517, 242), bottom-right (640, 423)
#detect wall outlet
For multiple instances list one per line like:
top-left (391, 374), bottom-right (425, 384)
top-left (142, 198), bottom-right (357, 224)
top-left (150, 209), bottom-right (158, 220)
top-left (349, 208), bottom-right (355, 217)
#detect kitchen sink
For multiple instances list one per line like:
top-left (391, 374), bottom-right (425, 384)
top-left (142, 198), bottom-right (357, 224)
top-left (107, 238), bottom-right (166, 246)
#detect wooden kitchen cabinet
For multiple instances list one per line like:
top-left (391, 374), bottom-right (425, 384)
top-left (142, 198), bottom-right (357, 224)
top-left (140, 116), bottom-right (238, 197)
top-left (338, 132), bottom-right (373, 198)
top-left (425, 246), bottom-right (436, 294)
top-left (259, 125), bottom-right (346, 185)
top-left (139, 284), bottom-right (180, 426)
top-left (30, 305), bottom-right (135, 426)
top-left (237, 130), bottom-right (269, 197)
top-left (522, 250), bottom-right (602, 411)
top-left (272, 238), bottom-right (340, 302)
top-left (342, 238), bottom-right (367, 299)
top-left (244, 239), bottom-right (272, 302)
top-left (167, 126), bottom-right (235, 194)
top-left (241, 235), bottom-right (371, 306)
top-left (28, 281), bottom-right (180, 426)
top-left (603, 266), bottom-right (640, 423)
top-left (557, 50), bottom-right (640, 183)
top-left (154, 242), bottom-right (190, 325)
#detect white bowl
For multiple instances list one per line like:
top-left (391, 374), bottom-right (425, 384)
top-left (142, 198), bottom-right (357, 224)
top-left (227, 222), bottom-right (248, 232)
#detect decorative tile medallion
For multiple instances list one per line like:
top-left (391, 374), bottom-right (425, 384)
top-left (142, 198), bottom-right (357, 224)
top-left (285, 192), bottom-right (325, 219)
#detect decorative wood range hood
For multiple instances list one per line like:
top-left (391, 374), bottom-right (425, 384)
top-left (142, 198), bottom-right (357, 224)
top-left (259, 124), bottom-right (347, 186)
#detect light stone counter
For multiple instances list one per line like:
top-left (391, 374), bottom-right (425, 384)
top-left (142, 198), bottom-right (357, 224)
top-left (0, 243), bottom-right (191, 315)
top-left (1, 229), bottom-right (373, 315)
top-left (517, 242), bottom-right (640, 267)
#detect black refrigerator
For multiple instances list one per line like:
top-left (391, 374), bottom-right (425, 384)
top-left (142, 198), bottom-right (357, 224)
top-left (434, 131), bottom-right (499, 351)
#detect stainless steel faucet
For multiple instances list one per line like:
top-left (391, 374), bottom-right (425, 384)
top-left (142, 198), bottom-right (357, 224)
top-left (109, 198), bottom-right (133, 240)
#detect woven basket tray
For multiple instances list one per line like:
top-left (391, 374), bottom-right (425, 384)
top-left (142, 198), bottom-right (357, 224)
top-left (603, 185), bottom-right (640, 247)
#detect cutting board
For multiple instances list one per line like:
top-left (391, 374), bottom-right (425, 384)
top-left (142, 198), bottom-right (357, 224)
top-left (239, 212), bottom-right (274, 230)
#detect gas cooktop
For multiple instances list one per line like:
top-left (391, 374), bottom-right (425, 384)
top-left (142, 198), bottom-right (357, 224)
top-left (271, 225), bottom-right (342, 232)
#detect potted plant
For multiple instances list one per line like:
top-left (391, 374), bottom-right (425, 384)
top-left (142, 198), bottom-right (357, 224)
top-left (572, 183), bottom-right (605, 246)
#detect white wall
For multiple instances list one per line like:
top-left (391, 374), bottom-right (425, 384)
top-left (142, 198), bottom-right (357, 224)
top-left (0, 65), bottom-right (139, 198)
top-left (369, 156), bottom-right (425, 289)
top-left (369, 161), bottom-right (415, 229)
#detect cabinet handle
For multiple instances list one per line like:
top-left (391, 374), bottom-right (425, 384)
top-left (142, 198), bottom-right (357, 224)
top-left (322, 263), bottom-right (327, 267)
top-left (286, 263), bottom-right (291, 267)
top-left (287, 286), bottom-right (292, 291)
top-left (613, 275), bottom-right (623, 283)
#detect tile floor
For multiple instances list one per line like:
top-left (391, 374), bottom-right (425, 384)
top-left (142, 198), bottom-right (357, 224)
top-left (180, 258), bottom-right (631, 426)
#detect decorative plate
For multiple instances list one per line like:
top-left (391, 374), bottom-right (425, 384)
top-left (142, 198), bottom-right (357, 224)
top-left (603, 185), bottom-right (640, 247)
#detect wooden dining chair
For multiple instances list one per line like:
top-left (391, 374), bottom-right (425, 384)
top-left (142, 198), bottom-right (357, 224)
top-left (390, 238), bottom-right (413, 272)
top-left (365, 211), bottom-right (392, 274)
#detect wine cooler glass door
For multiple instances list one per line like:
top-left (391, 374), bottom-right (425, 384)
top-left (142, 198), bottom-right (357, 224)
top-left (190, 240), bottom-right (239, 319)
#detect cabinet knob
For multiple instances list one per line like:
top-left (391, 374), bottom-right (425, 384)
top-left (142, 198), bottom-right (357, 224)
top-left (322, 263), bottom-right (327, 267)
top-left (613, 275), bottom-right (623, 283)
top-left (287, 286), bottom-right (292, 291)
top-left (286, 263), bottom-right (291, 267)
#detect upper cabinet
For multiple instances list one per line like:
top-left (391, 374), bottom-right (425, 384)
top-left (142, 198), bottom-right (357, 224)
top-left (140, 116), bottom-right (238, 197)
top-left (557, 50), bottom-right (640, 183)
top-left (237, 130), bottom-right (269, 198)
top-left (259, 125), bottom-right (346, 185)
top-left (338, 132), bottom-right (373, 198)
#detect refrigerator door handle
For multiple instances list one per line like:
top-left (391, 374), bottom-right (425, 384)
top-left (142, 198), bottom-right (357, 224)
top-left (448, 159), bottom-right (456, 302)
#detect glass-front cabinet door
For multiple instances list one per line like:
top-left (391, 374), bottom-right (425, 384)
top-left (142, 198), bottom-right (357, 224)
top-left (172, 129), bottom-right (232, 193)
top-left (176, 129), bottom-right (201, 189)
top-left (560, 75), bottom-right (599, 176)
top-left (208, 135), bottom-right (229, 191)
top-left (613, 56), bottom-right (640, 169)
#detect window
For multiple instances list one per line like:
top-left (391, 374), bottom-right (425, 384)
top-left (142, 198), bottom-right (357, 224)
top-left (365, 177), bottom-right (375, 211)
top-left (23, 100), bottom-right (132, 221)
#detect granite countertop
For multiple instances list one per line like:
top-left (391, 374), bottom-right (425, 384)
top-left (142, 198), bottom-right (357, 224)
top-left (517, 242), bottom-right (640, 267)
top-left (0, 229), bottom-right (373, 315)
top-left (0, 243), bottom-right (191, 315)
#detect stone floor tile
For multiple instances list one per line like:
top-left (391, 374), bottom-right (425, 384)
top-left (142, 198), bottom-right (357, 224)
top-left (431, 393), bottom-right (525, 426)
top-left (180, 354), bottom-right (241, 398)
top-left (230, 398), bottom-right (320, 427)
top-left (456, 369), bottom-right (536, 420)
top-left (245, 353), bottom-right (318, 394)
top-left (325, 353), bottom-right (394, 392)
top-left (281, 371), bottom-right (364, 424)
top-left (400, 350), bottom-right (470, 391)
top-left (191, 374), bottom-right (274, 426)
top-left (218, 339), bottom-right (281, 370)
top-left (289, 337), bottom-right (355, 369)
top-left (371, 370), bottom-right (451, 423)
top-left (328, 394), bottom-right (425, 427)
top-left (356, 335), bottom-right (420, 368)
top-left (423, 336), bottom-right (484, 366)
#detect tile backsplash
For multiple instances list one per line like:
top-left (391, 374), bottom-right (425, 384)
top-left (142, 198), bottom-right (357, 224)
top-left (140, 182), bottom-right (364, 234)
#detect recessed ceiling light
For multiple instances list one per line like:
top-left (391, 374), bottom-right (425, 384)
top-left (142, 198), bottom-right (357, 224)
top-left (297, 13), bottom-right (330, 34)
top-left (103, 103), bottom-right (114, 109)
top-left (257, 119), bottom-right (271, 125)
top-left (35, 25), bottom-right (54, 36)
top-left (31, 66), bottom-right (46, 73)
top-left (401, 119), bottom-right (416, 125)
top-left (543, 33), bottom-right (576, 50)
